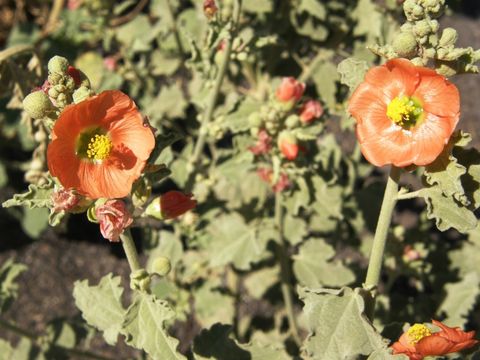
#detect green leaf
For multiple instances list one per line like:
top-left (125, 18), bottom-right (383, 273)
top-left (293, 239), bottom-right (355, 287)
top-left (147, 230), bottom-right (184, 271)
top-left (122, 293), bottom-right (186, 360)
top-left (223, 97), bottom-right (260, 134)
top-left (423, 131), bottom-right (470, 205)
top-left (242, 0), bottom-right (273, 13)
top-left (312, 61), bottom-right (339, 110)
top-left (243, 266), bottom-right (279, 299)
top-left (449, 227), bottom-right (480, 276)
top-left (456, 145), bottom-right (480, 209)
top-left (420, 186), bottom-right (477, 233)
top-left (73, 274), bottom-right (126, 345)
top-left (206, 213), bottom-right (269, 270)
top-left (0, 339), bottom-right (13, 359)
top-left (367, 348), bottom-right (405, 359)
top-left (299, 0), bottom-right (327, 20)
top-left (284, 216), bottom-right (307, 245)
top-left (2, 180), bottom-right (54, 209)
top-left (352, 0), bottom-right (382, 38)
top-left (195, 280), bottom-right (235, 328)
top-left (337, 58), bottom-right (369, 91)
top-left (299, 287), bottom-right (389, 359)
top-left (0, 162), bottom-right (7, 188)
top-left (311, 175), bottom-right (344, 221)
top-left (0, 259), bottom-right (27, 313)
top-left (437, 272), bottom-right (480, 327)
top-left (21, 207), bottom-right (49, 238)
top-left (146, 85), bottom-right (187, 121)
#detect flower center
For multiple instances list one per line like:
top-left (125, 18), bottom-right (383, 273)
top-left (387, 96), bottom-right (424, 129)
top-left (407, 324), bottom-right (432, 345)
top-left (86, 134), bottom-right (112, 160)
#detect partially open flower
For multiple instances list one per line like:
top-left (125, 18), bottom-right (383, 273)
top-left (299, 100), bottom-right (323, 123)
top-left (348, 58), bottom-right (459, 167)
top-left (275, 77), bottom-right (305, 103)
top-left (47, 90), bottom-right (155, 199)
top-left (392, 320), bottom-right (478, 359)
top-left (95, 199), bottom-right (133, 242)
top-left (145, 191), bottom-right (196, 220)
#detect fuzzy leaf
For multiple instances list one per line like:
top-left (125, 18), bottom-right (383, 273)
top-left (337, 58), bottom-right (369, 91)
top-left (312, 61), bottom-right (339, 110)
top-left (73, 274), bottom-right (126, 345)
top-left (437, 272), bottom-right (480, 327)
top-left (195, 281), bottom-right (235, 328)
top-left (299, 287), bottom-right (389, 359)
top-left (223, 98), bottom-right (260, 134)
top-left (207, 213), bottom-right (268, 270)
top-left (352, 0), bottom-right (382, 38)
top-left (2, 180), bottom-right (54, 209)
top-left (420, 187), bottom-right (477, 233)
top-left (0, 259), bottom-right (27, 313)
top-left (423, 131), bottom-right (470, 205)
top-left (293, 239), bottom-right (355, 287)
top-left (367, 349), bottom-right (405, 359)
top-left (122, 293), bottom-right (186, 360)
top-left (284, 216), bottom-right (308, 245)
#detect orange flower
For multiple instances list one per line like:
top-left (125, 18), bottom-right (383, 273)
top-left (299, 100), bottom-right (323, 123)
top-left (278, 132), bottom-right (299, 160)
top-left (391, 320), bottom-right (478, 359)
top-left (145, 191), bottom-right (197, 220)
top-left (47, 90), bottom-right (155, 199)
top-left (275, 77), bottom-right (305, 103)
top-left (348, 58), bottom-right (459, 167)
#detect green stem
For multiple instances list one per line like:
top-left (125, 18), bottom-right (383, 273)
top-left (364, 166), bottom-right (402, 316)
top-left (120, 229), bottom-right (141, 272)
top-left (397, 189), bottom-right (422, 200)
top-left (190, 0), bottom-right (241, 169)
top-left (165, 0), bottom-right (184, 57)
top-left (274, 192), bottom-right (302, 346)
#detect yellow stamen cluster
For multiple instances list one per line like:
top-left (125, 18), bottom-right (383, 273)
top-left (387, 96), bottom-right (423, 128)
top-left (86, 134), bottom-right (112, 161)
top-left (407, 324), bottom-right (432, 345)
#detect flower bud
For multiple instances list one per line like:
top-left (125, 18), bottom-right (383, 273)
top-left (144, 191), bottom-right (196, 220)
top-left (439, 28), bottom-right (458, 48)
top-left (392, 32), bottom-right (418, 58)
top-left (51, 188), bottom-right (81, 212)
top-left (23, 91), bottom-right (54, 119)
top-left (285, 114), bottom-right (300, 129)
top-left (203, 0), bottom-right (218, 19)
top-left (249, 129), bottom-right (272, 155)
top-left (67, 65), bottom-right (82, 87)
top-left (130, 269), bottom-right (151, 292)
top-left (299, 100), bottom-right (323, 124)
top-left (275, 77), bottom-right (305, 103)
top-left (73, 86), bottom-right (95, 103)
top-left (152, 256), bottom-right (172, 276)
top-left (414, 20), bottom-right (433, 38)
top-left (95, 200), bottom-right (133, 242)
top-left (278, 131), bottom-right (299, 160)
top-left (48, 56), bottom-right (69, 74)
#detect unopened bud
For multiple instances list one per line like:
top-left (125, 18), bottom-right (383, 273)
top-left (392, 32), bottom-right (418, 58)
top-left (152, 256), bottom-right (172, 276)
top-left (439, 28), bottom-right (458, 48)
top-left (48, 56), bottom-right (69, 74)
top-left (248, 112), bottom-right (263, 127)
top-left (130, 269), bottom-right (151, 292)
top-left (23, 91), bottom-right (54, 119)
top-left (73, 86), bottom-right (95, 103)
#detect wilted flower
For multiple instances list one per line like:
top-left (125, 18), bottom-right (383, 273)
top-left (145, 191), bottom-right (196, 220)
top-left (249, 129), bottom-right (272, 155)
top-left (278, 132), bottom-right (299, 160)
top-left (391, 320), bottom-right (478, 360)
top-left (96, 199), bottom-right (133, 242)
top-left (299, 100), bottom-right (323, 123)
top-left (257, 168), bottom-right (291, 192)
top-left (275, 77), bottom-right (305, 103)
top-left (47, 90), bottom-right (155, 199)
top-left (203, 0), bottom-right (218, 18)
top-left (51, 188), bottom-right (81, 212)
top-left (348, 58), bottom-right (459, 167)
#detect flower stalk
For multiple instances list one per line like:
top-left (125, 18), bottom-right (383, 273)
top-left (274, 191), bottom-right (301, 346)
top-left (120, 229), bottom-right (141, 273)
top-left (364, 166), bottom-right (402, 317)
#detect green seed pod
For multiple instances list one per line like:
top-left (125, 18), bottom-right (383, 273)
top-left (285, 114), bottom-right (300, 129)
top-left (236, 52), bottom-right (248, 62)
top-left (392, 32), bottom-right (418, 58)
top-left (439, 28), bottom-right (458, 48)
top-left (73, 86), bottom-right (95, 103)
top-left (152, 256), bottom-right (172, 277)
top-left (23, 91), bottom-right (54, 119)
top-left (48, 56), bottom-right (69, 74)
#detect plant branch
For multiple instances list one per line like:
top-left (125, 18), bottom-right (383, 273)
top-left (165, 0), bottom-right (184, 57)
top-left (120, 229), bottom-right (141, 272)
top-left (109, 0), bottom-right (149, 27)
top-left (274, 191), bottom-right (302, 346)
top-left (363, 166), bottom-right (402, 319)
top-left (41, 0), bottom-right (65, 37)
top-left (397, 189), bottom-right (422, 200)
top-left (189, 0), bottom-right (242, 171)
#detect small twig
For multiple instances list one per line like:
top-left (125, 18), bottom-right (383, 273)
top-left (165, 0), bottom-right (184, 57)
top-left (41, 0), bottom-right (65, 37)
top-left (109, 0), bottom-right (149, 27)
top-left (397, 189), bottom-right (422, 200)
top-left (0, 45), bottom-right (34, 64)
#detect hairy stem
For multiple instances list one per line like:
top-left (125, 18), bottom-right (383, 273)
top-left (397, 189), bottom-right (422, 200)
top-left (364, 166), bottom-right (401, 318)
top-left (120, 229), bottom-right (141, 272)
top-left (274, 191), bottom-right (302, 346)
top-left (189, 0), bottom-right (242, 169)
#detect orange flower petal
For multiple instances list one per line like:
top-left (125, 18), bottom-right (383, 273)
top-left (416, 335), bottom-right (454, 356)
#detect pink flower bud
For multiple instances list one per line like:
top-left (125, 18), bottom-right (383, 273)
top-left (95, 200), bottom-right (133, 242)
top-left (68, 0), bottom-right (82, 10)
top-left (278, 132), bottom-right (299, 160)
top-left (273, 173), bottom-right (291, 192)
top-left (249, 129), bottom-right (272, 155)
top-left (51, 188), bottom-right (80, 212)
top-left (203, 0), bottom-right (218, 18)
top-left (275, 77), bottom-right (305, 103)
top-left (103, 56), bottom-right (117, 71)
top-left (257, 167), bottom-right (273, 183)
top-left (299, 100), bottom-right (323, 123)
